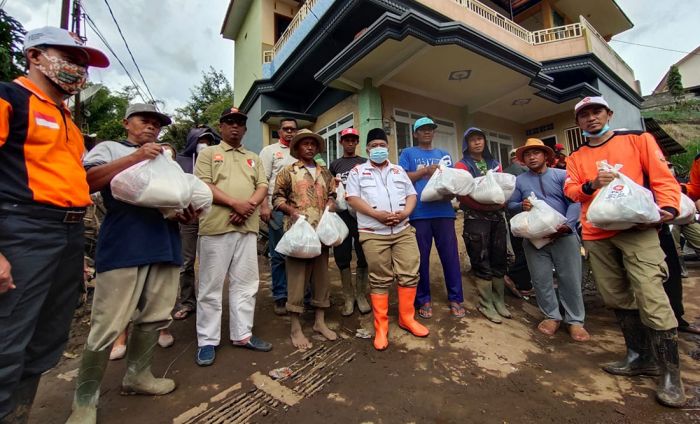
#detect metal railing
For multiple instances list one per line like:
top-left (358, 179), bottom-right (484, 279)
top-left (531, 22), bottom-right (582, 45)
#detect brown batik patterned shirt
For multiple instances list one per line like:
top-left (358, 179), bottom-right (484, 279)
top-left (272, 160), bottom-right (336, 230)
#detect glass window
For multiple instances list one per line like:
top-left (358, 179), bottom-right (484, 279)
top-left (317, 113), bottom-right (354, 165)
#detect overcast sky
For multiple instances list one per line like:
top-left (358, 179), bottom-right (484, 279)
top-left (4, 0), bottom-right (700, 114)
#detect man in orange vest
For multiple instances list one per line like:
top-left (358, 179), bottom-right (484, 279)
top-left (0, 27), bottom-right (109, 422)
top-left (564, 96), bottom-right (685, 408)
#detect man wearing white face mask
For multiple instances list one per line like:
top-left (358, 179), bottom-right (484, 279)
top-left (173, 127), bottom-right (219, 321)
top-left (0, 27), bottom-right (109, 422)
top-left (346, 128), bottom-right (429, 351)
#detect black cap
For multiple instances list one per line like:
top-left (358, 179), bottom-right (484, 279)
top-left (367, 128), bottom-right (387, 143)
top-left (219, 107), bottom-right (248, 123)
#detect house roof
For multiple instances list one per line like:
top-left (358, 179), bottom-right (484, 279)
top-left (643, 117), bottom-right (686, 156)
top-left (652, 45), bottom-right (700, 95)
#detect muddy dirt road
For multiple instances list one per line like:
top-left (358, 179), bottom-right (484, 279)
top-left (29, 244), bottom-right (699, 423)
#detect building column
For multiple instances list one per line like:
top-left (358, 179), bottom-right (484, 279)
top-left (358, 78), bottom-right (382, 152)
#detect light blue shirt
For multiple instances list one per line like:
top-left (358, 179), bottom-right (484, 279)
top-left (508, 167), bottom-right (580, 232)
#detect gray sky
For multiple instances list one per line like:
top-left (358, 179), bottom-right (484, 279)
top-left (4, 0), bottom-right (700, 114)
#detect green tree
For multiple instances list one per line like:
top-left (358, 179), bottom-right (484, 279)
top-left (160, 67), bottom-right (233, 150)
top-left (667, 65), bottom-right (684, 100)
top-left (0, 10), bottom-right (27, 81)
top-left (82, 85), bottom-right (136, 141)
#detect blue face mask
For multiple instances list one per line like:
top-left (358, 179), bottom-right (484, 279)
top-left (369, 147), bottom-right (389, 164)
top-left (582, 124), bottom-right (610, 138)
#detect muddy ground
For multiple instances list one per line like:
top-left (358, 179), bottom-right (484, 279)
top-left (29, 229), bottom-right (700, 424)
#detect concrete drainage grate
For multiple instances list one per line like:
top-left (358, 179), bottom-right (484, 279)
top-left (176, 341), bottom-right (356, 424)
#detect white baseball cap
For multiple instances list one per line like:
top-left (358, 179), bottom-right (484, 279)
top-left (574, 96), bottom-right (610, 115)
top-left (23, 26), bottom-right (110, 68)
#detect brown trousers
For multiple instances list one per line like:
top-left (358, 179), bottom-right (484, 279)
top-left (285, 248), bottom-right (330, 314)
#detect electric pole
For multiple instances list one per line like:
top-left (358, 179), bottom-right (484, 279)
top-left (71, 0), bottom-right (83, 130)
top-left (60, 0), bottom-right (70, 29)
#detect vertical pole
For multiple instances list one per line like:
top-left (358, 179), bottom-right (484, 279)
top-left (71, 0), bottom-right (83, 130)
top-left (60, 0), bottom-right (71, 29)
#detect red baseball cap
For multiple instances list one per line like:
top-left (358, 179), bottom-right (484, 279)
top-left (340, 128), bottom-right (359, 139)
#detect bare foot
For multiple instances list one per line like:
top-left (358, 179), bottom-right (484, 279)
top-left (291, 328), bottom-right (312, 350)
top-left (313, 309), bottom-right (337, 341)
top-left (290, 313), bottom-right (312, 350)
top-left (313, 322), bottom-right (337, 341)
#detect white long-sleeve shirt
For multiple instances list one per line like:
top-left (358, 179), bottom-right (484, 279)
top-left (345, 161), bottom-right (416, 236)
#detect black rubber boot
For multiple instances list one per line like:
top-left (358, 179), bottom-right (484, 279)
top-left (649, 328), bottom-right (687, 408)
top-left (602, 309), bottom-right (660, 377)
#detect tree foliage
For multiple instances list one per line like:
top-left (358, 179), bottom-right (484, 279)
top-left (82, 85), bottom-right (137, 141)
top-left (0, 10), bottom-right (27, 81)
top-left (160, 67), bottom-right (233, 150)
top-left (667, 65), bottom-right (684, 100)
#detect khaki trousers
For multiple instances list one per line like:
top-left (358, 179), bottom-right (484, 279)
top-left (584, 228), bottom-right (677, 330)
top-left (285, 248), bottom-right (330, 314)
top-left (86, 264), bottom-right (179, 351)
top-left (359, 227), bottom-right (419, 294)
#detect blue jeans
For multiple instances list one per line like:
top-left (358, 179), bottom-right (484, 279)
top-left (523, 234), bottom-right (584, 325)
top-left (268, 210), bottom-right (288, 301)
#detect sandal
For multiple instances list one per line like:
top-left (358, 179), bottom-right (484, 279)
top-left (417, 303), bottom-right (433, 319)
top-left (449, 302), bottom-right (466, 318)
top-left (173, 305), bottom-right (194, 320)
top-left (568, 324), bottom-right (590, 342)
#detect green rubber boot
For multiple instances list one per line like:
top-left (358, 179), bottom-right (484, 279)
top-left (340, 268), bottom-right (355, 316)
top-left (474, 277), bottom-right (502, 324)
top-left (65, 349), bottom-right (110, 424)
top-left (355, 267), bottom-right (372, 314)
top-left (121, 327), bottom-right (176, 396)
top-left (492, 277), bottom-right (512, 319)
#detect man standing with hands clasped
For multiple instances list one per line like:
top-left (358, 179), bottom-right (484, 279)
top-left (194, 107), bottom-right (272, 367)
top-left (564, 96), bottom-right (685, 408)
top-left (346, 128), bottom-right (429, 351)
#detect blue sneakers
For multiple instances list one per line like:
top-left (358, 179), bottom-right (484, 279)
top-left (196, 345), bottom-right (216, 366)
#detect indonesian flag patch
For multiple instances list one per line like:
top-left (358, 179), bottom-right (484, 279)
top-left (34, 111), bottom-right (59, 129)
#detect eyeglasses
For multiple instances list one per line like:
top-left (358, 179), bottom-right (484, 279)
top-left (280, 127), bottom-right (297, 132)
top-left (221, 118), bottom-right (246, 126)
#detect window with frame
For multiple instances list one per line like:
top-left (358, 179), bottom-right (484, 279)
top-left (394, 109), bottom-right (457, 159)
top-left (565, 127), bottom-right (586, 153)
top-left (317, 113), bottom-right (354, 165)
top-left (482, 129), bottom-right (513, 165)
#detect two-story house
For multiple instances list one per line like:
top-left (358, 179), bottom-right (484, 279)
top-left (221, 0), bottom-right (642, 165)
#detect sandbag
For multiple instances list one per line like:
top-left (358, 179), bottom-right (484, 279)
top-left (493, 172), bottom-right (516, 200)
top-left (434, 164), bottom-right (476, 196)
top-left (586, 161), bottom-right (660, 230)
top-left (160, 174), bottom-right (213, 219)
top-left (470, 170), bottom-right (505, 204)
top-left (510, 193), bottom-right (567, 241)
top-left (111, 152), bottom-right (193, 208)
top-left (275, 215), bottom-right (322, 258)
top-left (316, 206), bottom-right (349, 247)
top-left (670, 193), bottom-right (696, 225)
top-left (420, 168), bottom-right (445, 202)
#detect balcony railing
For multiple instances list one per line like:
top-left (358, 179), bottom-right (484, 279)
top-left (530, 22), bottom-right (582, 45)
top-left (453, 0), bottom-right (531, 43)
top-left (263, 0), bottom-right (319, 64)
top-left (262, 0), bottom-right (635, 90)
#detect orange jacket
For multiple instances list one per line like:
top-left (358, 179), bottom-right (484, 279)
top-left (683, 154), bottom-right (700, 200)
top-left (564, 131), bottom-right (680, 241)
top-left (0, 77), bottom-right (90, 208)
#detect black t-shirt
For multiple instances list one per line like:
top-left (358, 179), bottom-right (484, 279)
top-left (329, 156), bottom-right (367, 186)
